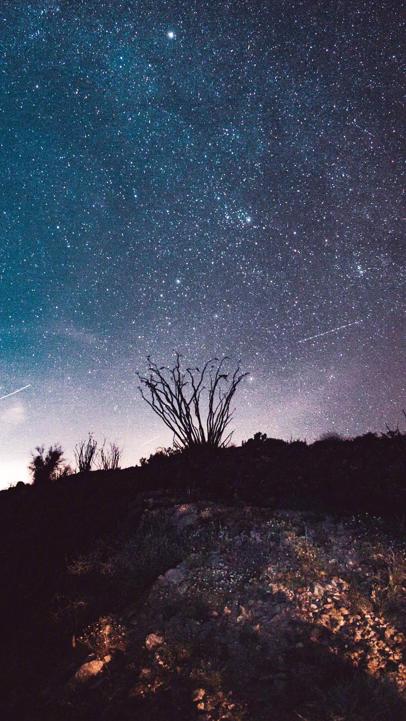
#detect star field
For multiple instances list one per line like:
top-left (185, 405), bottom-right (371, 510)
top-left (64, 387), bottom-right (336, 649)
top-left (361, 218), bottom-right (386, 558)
top-left (0, 0), bottom-right (404, 484)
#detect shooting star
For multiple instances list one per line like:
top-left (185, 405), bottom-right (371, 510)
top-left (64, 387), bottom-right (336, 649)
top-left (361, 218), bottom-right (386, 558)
top-left (352, 119), bottom-right (375, 138)
top-left (138, 435), bottom-right (161, 450)
top-left (298, 320), bottom-right (363, 344)
top-left (0, 384), bottom-right (32, 401)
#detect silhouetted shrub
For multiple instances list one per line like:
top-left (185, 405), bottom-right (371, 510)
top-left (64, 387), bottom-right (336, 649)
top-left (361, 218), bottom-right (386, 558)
top-left (138, 354), bottom-right (247, 449)
top-left (74, 433), bottom-right (98, 472)
top-left (29, 444), bottom-right (69, 485)
top-left (317, 431), bottom-right (346, 442)
top-left (98, 441), bottom-right (122, 470)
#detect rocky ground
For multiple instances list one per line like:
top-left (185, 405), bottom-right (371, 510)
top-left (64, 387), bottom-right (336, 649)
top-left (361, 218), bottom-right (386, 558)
top-left (33, 502), bottom-right (406, 720)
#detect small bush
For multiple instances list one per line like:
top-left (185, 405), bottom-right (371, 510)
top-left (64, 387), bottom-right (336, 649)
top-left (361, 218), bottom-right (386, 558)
top-left (74, 433), bottom-right (98, 472)
top-left (29, 444), bottom-right (68, 485)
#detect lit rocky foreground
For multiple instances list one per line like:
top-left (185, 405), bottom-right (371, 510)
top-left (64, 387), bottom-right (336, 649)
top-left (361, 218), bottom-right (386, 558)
top-left (55, 503), bottom-right (405, 720)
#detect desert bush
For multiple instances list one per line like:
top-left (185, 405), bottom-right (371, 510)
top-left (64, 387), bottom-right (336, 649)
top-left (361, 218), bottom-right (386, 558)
top-left (317, 431), bottom-right (346, 442)
top-left (138, 353), bottom-right (247, 449)
top-left (29, 444), bottom-right (68, 484)
top-left (98, 441), bottom-right (122, 470)
top-left (117, 511), bottom-right (189, 583)
top-left (74, 433), bottom-right (98, 472)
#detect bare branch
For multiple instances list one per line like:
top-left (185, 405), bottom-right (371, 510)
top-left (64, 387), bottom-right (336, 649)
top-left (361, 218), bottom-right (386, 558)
top-left (74, 433), bottom-right (98, 472)
top-left (138, 354), bottom-right (247, 450)
top-left (98, 440), bottom-right (122, 471)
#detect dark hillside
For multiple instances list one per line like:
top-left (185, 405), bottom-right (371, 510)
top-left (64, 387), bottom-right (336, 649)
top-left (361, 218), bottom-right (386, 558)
top-left (0, 432), bottom-right (405, 720)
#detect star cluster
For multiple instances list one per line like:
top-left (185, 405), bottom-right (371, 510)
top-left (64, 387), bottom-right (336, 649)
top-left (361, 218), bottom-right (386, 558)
top-left (0, 0), bottom-right (404, 484)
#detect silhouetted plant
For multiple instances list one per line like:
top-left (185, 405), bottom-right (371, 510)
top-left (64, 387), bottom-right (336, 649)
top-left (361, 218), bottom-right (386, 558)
top-left (317, 432), bottom-right (345, 442)
top-left (381, 411), bottom-right (406, 456)
top-left (74, 433), bottom-right (98, 472)
top-left (29, 444), bottom-right (67, 484)
top-left (137, 354), bottom-right (247, 450)
top-left (98, 441), bottom-right (122, 470)
top-left (243, 431), bottom-right (268, 445)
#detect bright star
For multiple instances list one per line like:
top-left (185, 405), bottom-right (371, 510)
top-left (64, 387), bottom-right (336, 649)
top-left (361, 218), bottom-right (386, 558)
top-left (167, 30), bottom-right (175, 39)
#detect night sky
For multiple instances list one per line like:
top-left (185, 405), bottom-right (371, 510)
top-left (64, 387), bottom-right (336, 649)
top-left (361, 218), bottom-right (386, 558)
top-left (1, 0), bottom-right (404, 486)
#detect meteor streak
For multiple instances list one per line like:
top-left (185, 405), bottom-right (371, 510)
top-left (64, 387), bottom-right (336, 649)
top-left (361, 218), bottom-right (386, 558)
top-left (298, 320), bottom-right (363, 344)
top-left (352, 120), bottom-right (375, 138)
top-left (0, 384), bottom-right (32, 401)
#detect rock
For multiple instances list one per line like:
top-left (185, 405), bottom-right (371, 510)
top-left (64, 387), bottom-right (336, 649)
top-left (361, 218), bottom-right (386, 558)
top-left (145, 633), bottom-right (164, 650)
top-left (313, 583), bottom-right (324, 597)
top-left (193, 688), bottom-right (206, 702)
top-left (74, 656), bottom-right (110, 682)
top-left (159, 563), bottom-right (188, 585)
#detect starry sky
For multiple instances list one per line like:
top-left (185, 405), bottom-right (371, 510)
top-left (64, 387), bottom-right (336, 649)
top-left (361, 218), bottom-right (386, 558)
top-left (0, 0), bottom-right (404, 486)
